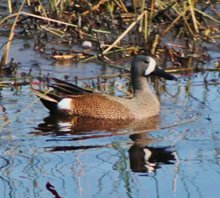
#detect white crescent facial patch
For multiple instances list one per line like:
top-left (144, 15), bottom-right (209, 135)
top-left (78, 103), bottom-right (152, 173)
top-left (144, 57), bottom-right (156, 76)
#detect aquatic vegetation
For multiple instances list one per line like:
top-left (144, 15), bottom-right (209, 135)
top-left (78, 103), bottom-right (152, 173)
top-left (0, 0), bottom-right (219, 70)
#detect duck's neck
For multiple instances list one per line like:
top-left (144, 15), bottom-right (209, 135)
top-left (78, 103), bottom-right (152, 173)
top-left (132, 76), bottom-right (151, 96)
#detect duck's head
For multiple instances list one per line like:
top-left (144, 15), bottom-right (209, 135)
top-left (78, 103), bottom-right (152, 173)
top-left (131, 55), bottom-right (177, 92)
top-left (131, 55), bottom-right (177, 81)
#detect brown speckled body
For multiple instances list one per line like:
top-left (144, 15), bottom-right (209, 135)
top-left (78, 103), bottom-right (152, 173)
top-left (65, 84), bottom-right (160, 120)
top-left (68, 94), bottom-right (135, 120)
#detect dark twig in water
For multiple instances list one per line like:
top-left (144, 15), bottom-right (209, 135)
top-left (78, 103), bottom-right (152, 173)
top-left (46, 182), bottom-right (62, 198)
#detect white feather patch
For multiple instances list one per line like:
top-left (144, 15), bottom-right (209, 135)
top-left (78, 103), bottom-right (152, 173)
top-left (58, 121), bottom-right (72, 131)
top-left (57, 98), bottom-right (72, 110)
top-left (143, 148), bottom-right (152, 161)
top-left (144, 57), bottom-right (156, 76)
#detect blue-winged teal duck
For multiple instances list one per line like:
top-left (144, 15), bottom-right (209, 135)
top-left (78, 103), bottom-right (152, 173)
top-left (32, 55), bottom-right (177, 120)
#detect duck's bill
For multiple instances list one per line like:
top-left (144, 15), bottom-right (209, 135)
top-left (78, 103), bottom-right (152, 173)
top-left (152, 67), bottom-right (177, 81)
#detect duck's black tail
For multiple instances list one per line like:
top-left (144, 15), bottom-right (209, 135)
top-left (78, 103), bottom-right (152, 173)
top-left (31, 78), bottom-right (93, 112)
top-left (31, 88), bottom-right (61, 112)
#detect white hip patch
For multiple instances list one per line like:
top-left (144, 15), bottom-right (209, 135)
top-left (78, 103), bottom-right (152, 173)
top-left (58, 98), bottom-right (72, 110)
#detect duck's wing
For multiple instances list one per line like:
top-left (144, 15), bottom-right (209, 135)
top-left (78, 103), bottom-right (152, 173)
top-left (32, 86), bottom-right (134, 119)
top-left (52, 78), bottom-right (93, 95)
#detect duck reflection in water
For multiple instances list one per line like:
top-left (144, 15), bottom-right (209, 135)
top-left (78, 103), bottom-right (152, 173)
top-left (35, 113), bottom-right (160, 135)
top-left (35, 114), bottom-right (176, 174)
top-left (129, 133), bottom-right (176, 173)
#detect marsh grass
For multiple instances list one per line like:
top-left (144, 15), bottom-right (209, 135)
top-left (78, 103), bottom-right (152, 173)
top-left (0, 0), bottom-right (25, 69)
top-left (0, 0), bottom-right (219, 72)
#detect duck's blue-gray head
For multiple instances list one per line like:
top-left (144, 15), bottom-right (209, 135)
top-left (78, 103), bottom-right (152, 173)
top-left (131, 55), bottom-right (177, 92)
top-left (131, 55), bottom-right (177, 80)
